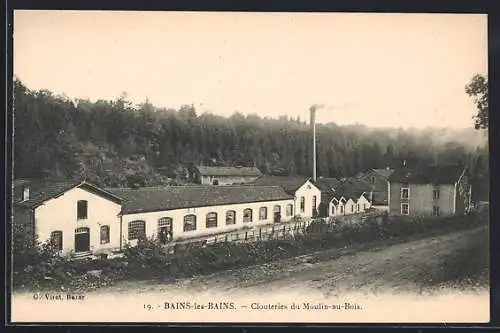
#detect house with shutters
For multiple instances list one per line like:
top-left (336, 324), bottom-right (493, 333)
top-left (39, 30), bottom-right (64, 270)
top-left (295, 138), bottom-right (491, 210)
top-left (387, 165), bottom-right (472, 217)
top-left (194, 166), bottom-right (263, 185)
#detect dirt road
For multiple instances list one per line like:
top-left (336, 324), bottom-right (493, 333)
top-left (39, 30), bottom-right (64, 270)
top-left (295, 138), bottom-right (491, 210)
top-left (95, 225), bottom-right (489, 297)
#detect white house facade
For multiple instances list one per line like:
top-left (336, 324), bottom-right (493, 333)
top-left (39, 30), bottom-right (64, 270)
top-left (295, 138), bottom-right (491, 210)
top-left (251, 176), bottom-right (322, 219)
top-left (293, 179), bottom-right (322, 218)
top-left (35, 187), bottom-right (122, 254)
top-left (13, 180), bottom-right (123, 256)
top-left (329, 193), bottom-right (371, 217)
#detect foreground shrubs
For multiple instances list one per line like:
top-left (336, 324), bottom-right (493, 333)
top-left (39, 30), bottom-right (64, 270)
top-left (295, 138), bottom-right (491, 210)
top-left (12, 211), bottom-right (487, 292)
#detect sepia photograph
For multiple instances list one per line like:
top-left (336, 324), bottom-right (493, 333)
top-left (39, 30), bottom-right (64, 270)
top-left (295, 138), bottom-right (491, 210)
top-left (10, 10), bottom-right (489, 323)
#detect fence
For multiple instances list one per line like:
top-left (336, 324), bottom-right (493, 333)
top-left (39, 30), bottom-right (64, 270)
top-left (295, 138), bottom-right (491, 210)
top-left (168, 218), bottom-right (314, 251)
top-left (168, 210), bottom-right (388, 252)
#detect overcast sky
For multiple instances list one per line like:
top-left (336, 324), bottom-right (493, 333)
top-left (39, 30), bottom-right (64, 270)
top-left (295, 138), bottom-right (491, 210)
top-left (14, 11), bottom-right (487, 128)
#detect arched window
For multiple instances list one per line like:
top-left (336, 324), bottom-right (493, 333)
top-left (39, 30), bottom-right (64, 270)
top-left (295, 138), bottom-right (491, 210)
top-left (286, 204), bottom-right (293, 216)
top-left (158, 217), bottom-right (172, 229)
top-left (100, 225), bottom-right (110, 244)
top-left (331, 205), bottom-right (336, 215)
top-left (226, 210), bottom-right (236, 225)
top-left (259, 207), bottom-right (268, 220)
top-left (50, 231), bottom-right (63, 251)
top-left (77, 200), bottom-right (88, 220)
top-left (206, 212), bottom-right (218, 228)
top-left (128, 220), bottom-right (146, 240)
top-left (183, 214), bottom-right (197, 232)
top-left (243, 209), bottom-right (253, 223)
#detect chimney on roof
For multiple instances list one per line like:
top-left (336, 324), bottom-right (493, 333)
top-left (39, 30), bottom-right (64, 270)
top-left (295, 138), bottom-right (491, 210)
top-left (21, 185), bottom-right (30, 201)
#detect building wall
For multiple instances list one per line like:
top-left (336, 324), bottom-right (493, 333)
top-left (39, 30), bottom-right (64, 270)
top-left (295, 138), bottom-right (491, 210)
top-left (344, 199), bottom-right (357, 215)
top-left (389, 182), bottom-right (455, 216)
top-left (358, 195), bottom-right (372, 211)
top-left (121, 198), bottom-right (295, 245)
top-left (329, 195), bottom-right (371, 216)
top-left (334, 201), bottom-right (345, 216)
top-left (359, 170), bottom-right (390, 205)
top-left (320, 191), bottom-right (331, 209)
top-left (372, 205), bottom-right (389, 212)
top-left (34, 187), bottom-right (122, 254)
top-left (200, 175), bottom-right (260, 185)
top-left (294, 180), bottom-right (322, 218)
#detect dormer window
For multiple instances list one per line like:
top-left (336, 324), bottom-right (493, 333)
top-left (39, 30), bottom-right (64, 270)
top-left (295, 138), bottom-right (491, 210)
top-left (77, 200), bottom-right (88, 220)
top-left (22, 186), bottom-right (30, 201)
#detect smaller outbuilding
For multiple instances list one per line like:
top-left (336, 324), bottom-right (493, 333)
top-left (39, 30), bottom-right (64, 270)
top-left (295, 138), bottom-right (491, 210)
top-left (194, 165), bottom-right (263, 185)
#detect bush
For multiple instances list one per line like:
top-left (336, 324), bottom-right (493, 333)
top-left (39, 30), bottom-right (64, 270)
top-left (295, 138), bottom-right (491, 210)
top-left (12, 223), bottom-right (72, 290)
top-left (122, 235), bottom-right (172, 279)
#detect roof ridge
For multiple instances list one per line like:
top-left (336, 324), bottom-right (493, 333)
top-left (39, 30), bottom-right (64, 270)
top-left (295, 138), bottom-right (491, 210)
top-left (106, 184), bottom-right (287, 190)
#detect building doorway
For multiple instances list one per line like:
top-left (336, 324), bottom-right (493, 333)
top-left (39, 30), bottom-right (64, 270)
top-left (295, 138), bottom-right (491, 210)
top-left (273, 205), bottom-right (281, 223)
top-left (74, 227), bottom-right (90, 253)
top-left (158, 217), bottom-right (173, 244)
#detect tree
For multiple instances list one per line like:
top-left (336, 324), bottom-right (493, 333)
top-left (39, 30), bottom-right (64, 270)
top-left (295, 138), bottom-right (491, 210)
top-left (13, 78), bottom-right (488, 186)
top-left (465, 74), bottom-right (488, 130)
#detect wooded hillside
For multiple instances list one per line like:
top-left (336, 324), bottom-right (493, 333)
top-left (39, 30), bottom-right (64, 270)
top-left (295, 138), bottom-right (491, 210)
top-left (13, 78), bottom-right (489, 188)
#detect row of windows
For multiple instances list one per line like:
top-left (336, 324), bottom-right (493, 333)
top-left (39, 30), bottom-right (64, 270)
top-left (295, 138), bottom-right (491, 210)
top-left (49, 225), bottom-right (110, 251)
top-left (400, 188), bottom-right (441, 200)
top-left (76, 199), bottom-right (298, 222)
top-left (400, 203), bottom-right (441, 216)
top-left (299, 195), bottom-right (317, 212)
top-left (76, 193), bottom-right (321, 222)
top-left (128, 205), bottom-right (294, 240)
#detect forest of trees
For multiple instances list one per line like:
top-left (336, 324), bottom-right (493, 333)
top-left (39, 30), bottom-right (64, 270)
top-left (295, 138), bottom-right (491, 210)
top-left (13, 78), bottom-right (489, 188)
